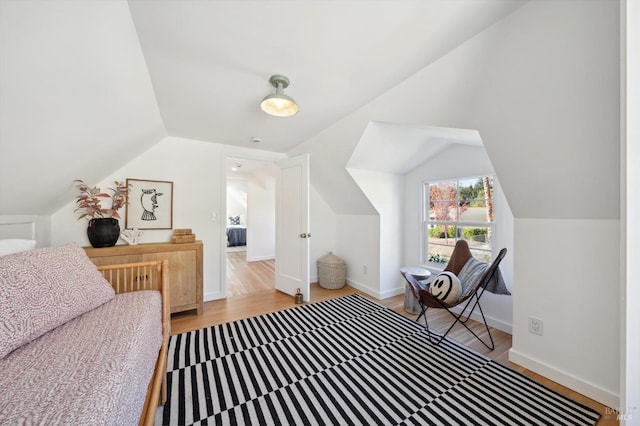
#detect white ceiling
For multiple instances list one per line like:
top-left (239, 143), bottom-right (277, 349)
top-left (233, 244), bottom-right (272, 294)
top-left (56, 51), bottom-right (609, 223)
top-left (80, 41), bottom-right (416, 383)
top-left (0, 0), bottom-right (527, 215)
top-left (226, 157), bottom-right (272, 176)
top-left (0, 1), bottom-right (621, 222)
top-left (127, 0), bottom-right (525, 152)
top-left (348, 122), bottom-right (482, 174)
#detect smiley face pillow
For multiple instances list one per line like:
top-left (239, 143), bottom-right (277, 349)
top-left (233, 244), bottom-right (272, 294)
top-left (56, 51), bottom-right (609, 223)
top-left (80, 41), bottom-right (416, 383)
top-left (430, 271), bottom-right (462, 304)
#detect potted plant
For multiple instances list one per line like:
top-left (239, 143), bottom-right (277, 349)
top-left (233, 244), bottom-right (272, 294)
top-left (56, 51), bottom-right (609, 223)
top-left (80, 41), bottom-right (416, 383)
top-left (74, 179), bottom-right (129, 248)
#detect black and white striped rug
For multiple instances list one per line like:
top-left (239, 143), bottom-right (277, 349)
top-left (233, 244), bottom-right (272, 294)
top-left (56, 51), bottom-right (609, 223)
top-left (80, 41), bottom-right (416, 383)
top-left (156, 294), bottom-right (599, 425)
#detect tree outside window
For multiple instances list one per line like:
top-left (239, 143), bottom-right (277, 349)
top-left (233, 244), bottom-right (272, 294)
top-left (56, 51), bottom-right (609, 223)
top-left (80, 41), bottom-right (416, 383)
top-left (424, 176), bottom-right (495, 264)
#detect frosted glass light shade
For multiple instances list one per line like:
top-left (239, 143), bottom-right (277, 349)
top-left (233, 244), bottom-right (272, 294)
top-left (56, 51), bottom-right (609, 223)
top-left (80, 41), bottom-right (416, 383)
top-left (260, 74), bottom-right (299, 117)
top-left (260, 93), bottom-right (299, 117)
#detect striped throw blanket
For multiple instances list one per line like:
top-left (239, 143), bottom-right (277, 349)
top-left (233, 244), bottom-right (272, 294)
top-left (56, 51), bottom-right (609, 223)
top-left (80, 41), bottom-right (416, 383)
top-left (458, 257), bottom-right (511, 298)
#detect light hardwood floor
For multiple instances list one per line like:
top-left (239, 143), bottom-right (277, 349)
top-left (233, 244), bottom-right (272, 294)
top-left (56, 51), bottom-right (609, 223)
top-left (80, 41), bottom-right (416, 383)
top-left (170, 255), bottom-right (618, 425)
top-left (225, 250), bottom-right (274, 298)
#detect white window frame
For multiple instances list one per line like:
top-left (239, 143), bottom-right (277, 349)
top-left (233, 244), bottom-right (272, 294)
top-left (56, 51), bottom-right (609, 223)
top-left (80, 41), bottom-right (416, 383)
top-left (422, 175), bottom-right (496, 267)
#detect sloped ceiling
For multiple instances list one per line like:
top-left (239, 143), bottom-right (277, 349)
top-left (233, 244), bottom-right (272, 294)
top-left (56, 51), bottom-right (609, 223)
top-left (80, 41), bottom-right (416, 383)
top-left (127, 0), bottom-right (525, 152)
top-left (0, 0), bottom-right (525, 216)
top-left (3, 1), bottom-right (618, 221)
top-left (348, 123), bottom-right (482, 174)
top-left (0, 1), bottom-right (166, 215)
top-left (289, 1), bottom-right (620, 219)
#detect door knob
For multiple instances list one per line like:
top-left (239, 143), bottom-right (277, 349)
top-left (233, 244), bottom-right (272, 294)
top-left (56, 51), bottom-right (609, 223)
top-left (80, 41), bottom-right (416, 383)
top-left (300, 233), bottom-right (307, 238)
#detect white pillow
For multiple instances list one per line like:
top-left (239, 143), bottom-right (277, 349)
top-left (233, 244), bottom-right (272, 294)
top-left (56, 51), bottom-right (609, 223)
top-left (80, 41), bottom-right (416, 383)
top-left (430, 271), bottom-right (462, 304)
top-left (0, 239), bottom-right (36, 256)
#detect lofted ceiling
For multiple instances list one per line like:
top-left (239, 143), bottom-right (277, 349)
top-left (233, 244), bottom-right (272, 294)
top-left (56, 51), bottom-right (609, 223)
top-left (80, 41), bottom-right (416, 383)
top-left (128, 0), bottom-right (525, 152)
top-left (0, 0), bottom-right (526, 215)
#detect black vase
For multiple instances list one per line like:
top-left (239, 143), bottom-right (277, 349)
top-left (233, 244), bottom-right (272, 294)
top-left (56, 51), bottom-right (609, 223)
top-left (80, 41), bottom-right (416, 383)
top-left (87, 218), bottom-right (120, 248)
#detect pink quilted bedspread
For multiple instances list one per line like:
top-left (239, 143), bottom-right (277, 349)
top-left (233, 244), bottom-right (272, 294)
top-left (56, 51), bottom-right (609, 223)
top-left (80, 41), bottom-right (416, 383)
top-left (0, 290), bottom-right (162, 425)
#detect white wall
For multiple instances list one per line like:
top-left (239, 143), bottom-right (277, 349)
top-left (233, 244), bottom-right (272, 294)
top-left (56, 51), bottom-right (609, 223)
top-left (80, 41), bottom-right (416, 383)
top-left (348, 169), bottom-right (404, 298)
top-left (226, 179), bottom-right (247, 225)
top-left (246, 165), bottom-right (276, 262)
top-left (510, 219), bottom-right (620, 408)
top-left (490, 177), bottom-right (514, 331)
top-left (465, 2), bottom-right (620, 221)
top-left (335, 214), bottom-right (381, 297)
top-left (309, 185), bottom-right (337, 283)
top-left (51, 136), bottom-right (285, 302)
top-left (404, 144), bottom-right (514, 333)
top-left (0, 215), bottom-right (51, 247)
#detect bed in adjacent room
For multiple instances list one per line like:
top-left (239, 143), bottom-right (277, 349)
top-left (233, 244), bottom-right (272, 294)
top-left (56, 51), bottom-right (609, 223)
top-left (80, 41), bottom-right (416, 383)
top-left (226, 216), bottom-right (246, 247)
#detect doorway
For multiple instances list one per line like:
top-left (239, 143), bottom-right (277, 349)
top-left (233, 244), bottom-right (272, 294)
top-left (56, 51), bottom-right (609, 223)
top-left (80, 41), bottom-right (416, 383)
top-left (224, 157), bottom-right (277, 298)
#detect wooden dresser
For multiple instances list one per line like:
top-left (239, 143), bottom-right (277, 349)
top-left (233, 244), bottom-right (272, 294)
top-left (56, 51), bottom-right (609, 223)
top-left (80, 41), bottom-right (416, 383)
top-left (84, 241), bottom-right (203, 315)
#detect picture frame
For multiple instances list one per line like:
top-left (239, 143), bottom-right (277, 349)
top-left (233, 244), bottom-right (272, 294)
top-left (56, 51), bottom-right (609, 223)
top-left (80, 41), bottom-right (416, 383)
top-left (125, 179), bottom-right (173, 230)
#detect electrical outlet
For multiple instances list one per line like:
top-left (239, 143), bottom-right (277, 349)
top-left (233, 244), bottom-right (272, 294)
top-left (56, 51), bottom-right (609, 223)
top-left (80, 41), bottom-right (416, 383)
top-left (528, 316), bottom-right (544, 336)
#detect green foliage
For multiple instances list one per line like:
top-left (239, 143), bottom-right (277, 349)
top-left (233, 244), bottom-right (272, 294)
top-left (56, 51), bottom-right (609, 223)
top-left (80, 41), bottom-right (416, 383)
top-left (462, 227), bottom-right (487, 242)
top-left (428, 253), bottom-right (448, 264)
top-left (429, 225), bottom-right (456, 238)
top-left (428, 226), bottom-right (443, 238)
top-left (458, 179), bottom-right (484, 201)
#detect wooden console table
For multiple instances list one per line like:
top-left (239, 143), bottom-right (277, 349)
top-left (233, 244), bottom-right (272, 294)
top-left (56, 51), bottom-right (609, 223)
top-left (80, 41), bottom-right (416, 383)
top-left (84, 241), bottom-right (203, 315)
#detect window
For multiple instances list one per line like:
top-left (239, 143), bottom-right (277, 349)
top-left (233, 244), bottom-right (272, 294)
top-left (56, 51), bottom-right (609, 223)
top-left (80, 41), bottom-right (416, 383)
top-left (424, 176), bottom-right (495, 265)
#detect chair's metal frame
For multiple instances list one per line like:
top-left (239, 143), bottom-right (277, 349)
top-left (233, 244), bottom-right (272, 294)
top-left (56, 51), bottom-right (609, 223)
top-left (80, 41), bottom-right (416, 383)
top-left (403, 246), bottom-right (507, 350)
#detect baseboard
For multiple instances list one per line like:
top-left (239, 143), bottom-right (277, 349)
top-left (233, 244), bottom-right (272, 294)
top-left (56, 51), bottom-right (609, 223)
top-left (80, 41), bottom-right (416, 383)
top-left (508, 348), bottom-right (619, 409)
top-left (346, 278), bottom-right (379, 298)
top-left (380, 285), bottom-right (406, 300)
top-left (204, 292), bottom-right (224, 302)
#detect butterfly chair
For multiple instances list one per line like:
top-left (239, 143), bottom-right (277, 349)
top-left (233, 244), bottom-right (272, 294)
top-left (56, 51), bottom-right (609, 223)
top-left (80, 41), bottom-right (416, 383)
top-left (403, 240), bottom-right (507, 350)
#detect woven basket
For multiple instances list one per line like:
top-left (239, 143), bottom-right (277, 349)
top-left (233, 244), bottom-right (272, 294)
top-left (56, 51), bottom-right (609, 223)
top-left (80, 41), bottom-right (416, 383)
top-left (317, 252), bottom-right (346, 289)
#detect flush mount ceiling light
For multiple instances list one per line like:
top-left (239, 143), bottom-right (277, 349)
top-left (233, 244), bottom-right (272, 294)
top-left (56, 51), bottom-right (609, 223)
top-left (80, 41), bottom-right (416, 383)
top-left (260, 74), bottom-right (299, 117)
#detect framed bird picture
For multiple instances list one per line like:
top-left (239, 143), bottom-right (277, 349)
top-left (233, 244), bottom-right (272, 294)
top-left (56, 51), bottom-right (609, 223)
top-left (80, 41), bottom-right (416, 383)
top-left (125, 178), bottom-right (173, 230)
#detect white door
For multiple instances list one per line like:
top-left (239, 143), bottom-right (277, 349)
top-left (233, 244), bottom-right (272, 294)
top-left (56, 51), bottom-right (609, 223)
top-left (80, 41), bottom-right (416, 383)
top-left (275, 154), bottom-right (310, 301)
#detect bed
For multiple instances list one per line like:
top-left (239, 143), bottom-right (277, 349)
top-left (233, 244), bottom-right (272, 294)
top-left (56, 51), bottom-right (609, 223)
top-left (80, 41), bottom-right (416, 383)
top-left (0, 219), bottom-right (168, 426)
top-left (226, 225), bottom-right (246, 247)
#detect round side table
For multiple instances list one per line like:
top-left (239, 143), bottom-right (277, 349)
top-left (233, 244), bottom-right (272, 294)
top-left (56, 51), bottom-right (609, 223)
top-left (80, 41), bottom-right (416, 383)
top-left (400, 266), bottom-right (431, 315)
